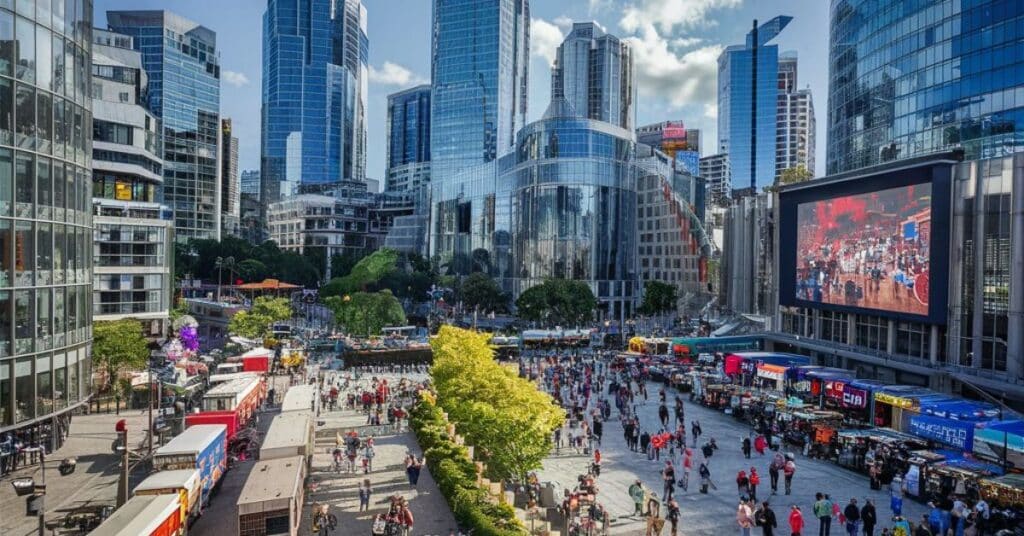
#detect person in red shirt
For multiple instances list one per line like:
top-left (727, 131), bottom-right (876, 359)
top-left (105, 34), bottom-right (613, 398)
top-left (749, 467), bottom-right (761, 501)
top-left (789, 504), bottom-right (805, 536)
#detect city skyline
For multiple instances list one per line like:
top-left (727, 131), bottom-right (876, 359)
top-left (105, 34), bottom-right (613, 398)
top-left (94, 0), bottom-right (831, 187)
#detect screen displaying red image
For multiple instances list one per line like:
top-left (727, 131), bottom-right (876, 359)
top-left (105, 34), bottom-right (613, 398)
top-left (795, 183), bottom-right (932, 316)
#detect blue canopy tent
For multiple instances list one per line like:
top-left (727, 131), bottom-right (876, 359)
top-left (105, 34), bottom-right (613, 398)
top-left (920, 399), bottom-right (1000, 421)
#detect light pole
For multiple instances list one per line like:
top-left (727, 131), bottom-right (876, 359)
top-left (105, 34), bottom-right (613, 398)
top-left (12, 447), bottom-right (46, 536)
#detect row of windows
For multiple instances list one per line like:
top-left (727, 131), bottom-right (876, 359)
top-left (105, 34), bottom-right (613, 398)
top-left (92, 173), bottom-right (159, 203)
top-left (0, 345), bottom-right (90, 426)
top-left (0, 149), bottom-right (91, 224)
top-left (0, 217), bottom-right (91, 287)
top-left (0, 76), bottom-right (90, 165)
top-left (0, 284), bottom-right (90, 358)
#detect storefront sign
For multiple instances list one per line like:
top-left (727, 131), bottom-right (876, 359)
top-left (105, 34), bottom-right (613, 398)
top-left (826, 381), bottom-right (868, 409)
top-left (757, 365), bottom-right (786, 382)
top-left (908, 414), bottom-right (975, 450)
top-left (740, 360), bottom-right (757, 375)
top-left (875, 392), bottom-right (914, 408)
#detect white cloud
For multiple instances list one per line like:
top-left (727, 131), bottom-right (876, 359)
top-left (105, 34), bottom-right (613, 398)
top-left (222, 70), bottom-right (250, 87)
top-left (367, 62), bottom-right (428, 86)
top-left (624, 23), bottom-right (722, 110)
top-left (531, 18), bottom-right (564, 66)
top-left (671, 37), bottom-right (704, 49)
top-left (588, 0), bottom-right (614, 15)
top-left (621, 0), bottom-right (742, 34)
top-left (703, 102), bottom-right (718, 119)
top-left (553, 15), bottom-right (574, 29)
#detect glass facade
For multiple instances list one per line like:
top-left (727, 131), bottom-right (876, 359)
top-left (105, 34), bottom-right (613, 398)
top-left (551, 22), bottom-right (634, 130)
top-left (107, 11), bottom-right (220, 241)
top-left (718, 17), bottom-right (790, 191)
top-left (0, 0), bottom-right (94, 440)
top-left (828, 0), bottom-right (1024, 174)
top-left (430, 0), bottom-right (530, 256)
top-left (261, 0), bottom-right (366, 207)
top-left (385, 84), bottom-right (430, 193)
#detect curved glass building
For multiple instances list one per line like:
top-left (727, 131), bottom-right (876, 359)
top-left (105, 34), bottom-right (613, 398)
top-left (506, 104), bottom-right (639, 321)
top-left (828, 0), bottom-right (1024, 174)
top-left (0, 0), bottom-right (94, 449)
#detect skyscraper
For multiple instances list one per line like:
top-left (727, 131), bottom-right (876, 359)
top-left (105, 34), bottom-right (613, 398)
top-left (775, 53), bottom-right (815, 178)
top-left (429, 0), bottom-right (530, 267)
top-left (261, 0), bottom-right (367, 207)
top-left (551, 22), bottom-right (634, 130)
top-left (241, 170), bottom-right (261, 197)
top-left (221, 118), bottom-right (240, 236)
top-left (717, 16), bottom-right (791, 192)
top-left (386, 85), bottom-right (431, 193)
top-left (636, 121), bottom-right (701, 175)
top-left (108, 10), bottom-right (222, 241)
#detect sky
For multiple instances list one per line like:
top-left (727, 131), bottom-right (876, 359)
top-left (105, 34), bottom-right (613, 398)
top-left (94, 0), bottom-right (831, 189)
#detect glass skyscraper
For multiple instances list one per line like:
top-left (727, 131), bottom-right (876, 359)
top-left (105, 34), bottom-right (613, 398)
top-left (261, 0), bottom-right (367, 206)
top-left (385, 84), bottom-right (431, 193)
top-left (0, 0), bottom-right (94, 448)
top-left (551, 22), bottom-right (634, 130)
top-left (717, 16), bottom-right (791, 191)
top-left (429, 0), bottom-right (529, 268)
top-left (828, 0), bottom-right (1024, 174)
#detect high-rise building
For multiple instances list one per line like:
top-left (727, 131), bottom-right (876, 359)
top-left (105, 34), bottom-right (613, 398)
top-left (221, 119), bottom-right (240, 236)
top-left (261, 0), bottom-right (368, 207)
top-left (92, 28), bottom-right (174, 339)
top-left (0, 0), bottom-right (94, 446)
top-left (241, 170), bottom-right (261, 197)
top-left (699, 153), bottom-right (731, 203)
top-left (429, 0), bottom-right (530, 268)
top-left (717, 16), bottom-right (791, 191)
top-left (108, 10), bottom-right (222, 241)
top-left (775, 53), bottom-right (815, 179)
top-left (636, 121), bottom-right (701, 175)
top-left (551, 22), bottom-right (634, 130)
top-left (828, 1), bottom-right (1024, 174)
top-left (386, 85), bottom-right (431, 193)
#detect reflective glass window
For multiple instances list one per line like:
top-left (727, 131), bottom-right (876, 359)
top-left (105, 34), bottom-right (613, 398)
top-left (0, 290), bottom-right (8, 358)
top-left (0, 359), bottom-right (9, 425)
top-left (36, 23), bottom-right (50, 91)
top-left (14, 82), bottom-right (33, 149)
top-left (14, 151), bottom-right (31, 217)
top-left (14, 16), bottom-right (32, 83)
top-left (36, 352), bottom-right (51, 416)
top-left (37, 222), bottom-right (50, 285)
top-left (37, 89), bottom-right (51, 154)
top-left (36, 287), bottom-right (49, 350)
top-left (67, 345), bottom-right (78, 402)
top-left (0, 147), bottom-right (10, 216)
top-left (14, 288), bottom-right (30, 354)
top-left (14, 355), bottom-right (31, 421)
top-left (52, 351), bottom-right (65, 409)
top-left (36, 156), bottom-right (50, 220)
top-left (14, 219), bottom-right (31, 286)
top-left (0, 77), bottom-right (11, 145)
top-left (0, 220), bottom-right (9, 289)
top-left (0, 10), bottom-right (13, 76)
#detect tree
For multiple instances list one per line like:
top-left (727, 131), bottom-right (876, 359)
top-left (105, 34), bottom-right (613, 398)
top-left (236, 259), bottom-right (269, 282)
top-left (320, 249), bottom-right (399, 297)
top-left (459, 272), bottom-right (509, 313)
top-left (214, 256), bottom-right (237, 300)
top-left (93, 319), bottom-right (150, 390)
top-left (325, 290), bottom-right (407, 336)
top-left (515, 279), bottom-right (597, 326)
top-left (639, 280), bottom-right (678, 315)
top-left (779, 165), bottom-right (813, 185)
top-left (228, 296), bottom-right (293, 339)
top-left (329, 250), bottom-right (366, 279)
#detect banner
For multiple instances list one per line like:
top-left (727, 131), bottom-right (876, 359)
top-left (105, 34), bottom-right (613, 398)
top-left (825, 381), bottom-right (868, 409)
top-left (875, 392), bottom-right (915, 408)
top-left (908, 414), bottom-right (975, 451)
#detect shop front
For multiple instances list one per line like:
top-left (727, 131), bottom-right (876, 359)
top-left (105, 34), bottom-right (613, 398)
top-left (873, 386), bottom-right (932, 429)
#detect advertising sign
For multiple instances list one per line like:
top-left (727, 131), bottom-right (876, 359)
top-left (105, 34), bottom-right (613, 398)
top-left (825, 381), bottom-right (868, 409)
top-left (675, 150), bottom-right (700, 176)
top-left (908, 414), bottom-right (975, 450)
top-left (875, 392), bottom-right (915, 408)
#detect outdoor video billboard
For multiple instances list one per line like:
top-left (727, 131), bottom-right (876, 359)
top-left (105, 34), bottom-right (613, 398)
top-left (778, 162), bottom-right (952, 323)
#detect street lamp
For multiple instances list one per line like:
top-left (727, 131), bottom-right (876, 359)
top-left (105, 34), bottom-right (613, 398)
top-left (12, 447), bottom-right (46, 535)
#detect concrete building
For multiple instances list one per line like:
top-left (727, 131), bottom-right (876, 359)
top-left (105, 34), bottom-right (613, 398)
top-left (636, 121), bottom-right (701, 176)
top-left (91, 29), bottom-right (174, 339)
top-left (108, 10), bottom-right (222, 241)
top-left (775, 53), bottom-right (815, 179)
top-left (551, 22), bottom-right (635, 130)
top-left (700, 153), bottom-right (731, 203)
top-left (221, 119), bottom-right (240, 237)
top-left (266, 187), bottom-right (371, 277)
top-left (385, 85), bottom-right (430, 193)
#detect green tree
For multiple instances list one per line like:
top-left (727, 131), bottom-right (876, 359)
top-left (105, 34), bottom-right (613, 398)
top-left (325, 290), bottom-right (406, 336)
top-left (515, 279), bottom-right (597, 326)
top-left (235, 259), bottom-right (269, 282)
top-left (320, 249), bottom-right (399, 297)
top-left (93, 319), bottom-right (150, 390)
top-left (228, 296), bottom-right (293, 339)
top-left (459, 272), bottom-right (509, 313)
top-left (779, 165), bottom-right (813, 185)
top-left (639, 280), bottom-right (678, 315)
top-left (329, 250), bottom-right (367, 279)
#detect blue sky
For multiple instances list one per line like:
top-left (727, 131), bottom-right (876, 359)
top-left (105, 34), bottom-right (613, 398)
top-left (94, 0), bottom-right (830, 186)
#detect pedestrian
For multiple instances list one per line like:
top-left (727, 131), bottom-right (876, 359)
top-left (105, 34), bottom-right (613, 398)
top-left (743, 436), bottom-right (753, 459)
top-left (659, 403), bottom-right (670, 428)
top-left (646, 499), bottom-right (664, 536)
top-left (790, 505), bottom-right (805, 536)
top-left (843, 499), bottom-right (860, 536)
top-left (769, 452), bottom-right (783, 494)
top-left (362, 443), bottom-right (375, 473)
top-left (679, 447), bottom-right (693, 491)
top-left (783, 457), bottom-right (796, 495)
top-left (662, 460), bottom-right (676, 502)
top-left (737, 469), bottom-right (751, 498)
top-left (738, 498), bottom-right (756, 536)
top-left (592, 448), bottom-right (602, 476)
top-left (358, 479), bottom-right (372, 512)
top-left (397, 499), bottom-right (415, 536)
top-left (691, 419), bottom-right (702, 446)
top-left (757, 501), bottom-right (778, 536)
top-left (554, 427), bottom-right (562, 451)
top-left (889, 489), bottom-right (903, 518)
top-left (629, 479), bottom-right (645, 516)
top-left (890, 515), bottom-right (910, 536)
top-left (666, 499), bottom-right (680, 536)
top-left (755, 434), bottom-right (768, 456)
top-left (404, 454), bottom-right (416, 486)
top-left (699, 462), bottom-right (715, 494)
top-left (861, 498), bottom-right (877, 536)
top-left (641, 430), bottom-right (651, 454)
top-left (814, 493), bottom-right (833, 536)
top-left (916, 514), bottom-right (934, 536)
top-left (749, 467), bottom-right (761, 501)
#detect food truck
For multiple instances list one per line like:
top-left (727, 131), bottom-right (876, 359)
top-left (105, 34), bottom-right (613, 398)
top-left (153, 424), bottom-right (228, 507)
top-left (133, 469), bottom-right (202, 525)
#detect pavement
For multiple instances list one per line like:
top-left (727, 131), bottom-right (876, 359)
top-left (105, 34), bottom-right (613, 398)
top-left (534, 377), bottom-right (929, 535)
top-left (297, 372), bottom-right (458, 536)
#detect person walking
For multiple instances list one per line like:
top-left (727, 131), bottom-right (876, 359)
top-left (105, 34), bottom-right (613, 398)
top-left (843, 499), bottom-right (861, 536)
top-left (814, 493), bottom-right (833, 536)
top-left (749, 467), bottom-right (761, 501)
top-left (757, 501), bottom-right (778, 536)
top-left (743, 436), bottom-right (753, 459)
top-left (738, 498), bottom-right (756, 536)
top-left (789, 505), bottom-right (805, 536)
top-left (662, 460), bottom-right (676, 502)
top-left (737, 470), bottom-right (751, 498)
top-left (629, 479), bottom-right (646, 516)
top-left (691, 420), bottom-right (702, 447)
top-left (861, 499), bottom-right (877, 536)
top-left (358, 479), bottom-right (372, 512)
top-left (680, 448), bottom-right (693, 491)
top-left (769, 452), bottom-right (784, 494)
top-left (755, 434), bottom-right (768, 456)
top-left (699, 462), bottom-right (715, 494)
top-left (666, 499), bottom-right (681, 536)
top-left (783, 457), bottom-right (796, 495)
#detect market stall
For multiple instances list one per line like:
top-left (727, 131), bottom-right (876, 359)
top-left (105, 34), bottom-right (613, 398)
top-left (922, 456), bottom-right (1003, 502)
top-left (980, 473), bottom-right (1024, 508)
top-left (872, 385), bottom-right (934, 430)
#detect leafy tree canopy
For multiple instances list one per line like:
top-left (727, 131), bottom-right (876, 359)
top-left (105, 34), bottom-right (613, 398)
top-left (174, 237), bottom-right (321, 287)
top-left (459, 272), bottom-right (509, 313)
top-left (324, 290), bottom-right (407, 336)
top-left (639, 280), bottom-right (678, 315)
top-left (228, 296), bottom-right (293, 339)
top-left (93, 319), bottom-right (150, 389)
top-left (779, 165), bottom-right (813, 185)
top-left (515, 279), bottom-right (597, 327)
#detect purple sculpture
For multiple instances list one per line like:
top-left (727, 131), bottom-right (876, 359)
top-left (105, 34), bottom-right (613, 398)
top-left (179, 325), bottom-right (200, 353)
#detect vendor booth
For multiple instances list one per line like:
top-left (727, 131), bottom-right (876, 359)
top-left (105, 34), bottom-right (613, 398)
top-left (872, 385), bottom-right (933, 430)
top-left (921, 456), bottom-right (1003, 502)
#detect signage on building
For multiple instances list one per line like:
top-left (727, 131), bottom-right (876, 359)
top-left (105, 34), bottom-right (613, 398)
top-left (874, 392), bottom-right (915, 408)
top-left (825, 381), bottom-right (868, 409)
top-left (908, 414), bottom-right (975, 450)
top-left (675, 150), bottom-right (700, 176)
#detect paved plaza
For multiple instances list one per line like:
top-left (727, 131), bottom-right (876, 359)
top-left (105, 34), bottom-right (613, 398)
top-left (535, 378), bottom-right (929, 535)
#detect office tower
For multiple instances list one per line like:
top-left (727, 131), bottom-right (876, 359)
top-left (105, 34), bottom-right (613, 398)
top-left (717, 16), bottom-right (791, 192)
top-left (92, 28), bottom-right (174, 339)
top-left (550, 21), bottom-right (634, 130)
top-left (261, 0), bottom-right (367, 207)
top-left (221, 118), bottom-right (240, 236)
top-left (241, 170), bottom-right (260, 197)
top-left (775, 53), bottom-right (815, 178)
top-left (429, 0), bottom-right (530, 268)
top-left (700, 153), bottom-right (731, 203)
top-left (828, 1), bottom-right (1024, 174)
top-left (386, 85), bottom-right (431, 193)
top-left (107, 10), bottom-right (222, 241)
top-left (636, 121), bottom-right (701, 175)
top-left (0, 0), bottom-right (94, 444)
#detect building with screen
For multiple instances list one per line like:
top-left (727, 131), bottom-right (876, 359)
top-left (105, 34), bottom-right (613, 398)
top-left (0, 0), bottom-right (95, 449)
top-left (107, 10), bottom-right (222, 242)
top-left (91, 28), bottom-right (173, 340)
top-left (828, 0), bottom-right (1024, 175)
top-left (718, 16), bottom-right (790, 191)
top-left (775, 53), bottom-right (815, 178)
top-left (551, 22), bottom-right (634, 130)
top-left (429, 0), bottom-right (529, 270)
top-left (261, 0), bottom-right (368, 208)
top-left (636, 121), bottom-right (701, 177)
top-left (221, 118), bottom-right (240, 236)
top-left (386, 85), bottom-right (431, 193)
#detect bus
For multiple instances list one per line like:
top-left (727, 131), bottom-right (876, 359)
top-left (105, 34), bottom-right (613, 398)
top-left (671, 335), bottom-right (762, 357)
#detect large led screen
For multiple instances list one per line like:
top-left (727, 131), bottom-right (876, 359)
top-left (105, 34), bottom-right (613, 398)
top-left (794, 183), bottom-right (932, 316)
